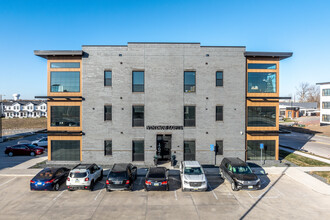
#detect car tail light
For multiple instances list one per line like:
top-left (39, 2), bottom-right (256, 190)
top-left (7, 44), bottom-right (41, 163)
top-left (85, 186), bottom-right (88, 189)
top-left (30, 180), bottom-right (35, 183)
top-left (45, 179), bottom-right (55, 184)
top-left (162, 181), bottom-right (167, 185)
top-left (145, 180), bottom-right (151, 185)
top-left (67, 178), bottom-right (70, 181)
top-left (125, 180), bottom-right (130, 184)
top-left (85, 177), bottom-right (89, 182)
top-left (106, 180), bottom-right (110, 185)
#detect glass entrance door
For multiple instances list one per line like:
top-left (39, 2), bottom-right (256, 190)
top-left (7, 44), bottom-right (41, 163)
top-left (156, 134), bottom-right (171, 161)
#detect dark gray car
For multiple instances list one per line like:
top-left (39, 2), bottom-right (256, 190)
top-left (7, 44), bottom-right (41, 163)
top-left (106, 163), bottom-right (137, 191)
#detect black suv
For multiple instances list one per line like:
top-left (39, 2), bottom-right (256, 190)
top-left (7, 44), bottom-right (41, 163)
top-left (144, 167), bottom-right (169, 191)
top-left (106, 163), bottom-right (137, 191)
top-left (219, 157), bottom-right (261, 191)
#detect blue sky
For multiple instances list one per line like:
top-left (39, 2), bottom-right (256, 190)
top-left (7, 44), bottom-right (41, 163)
top-left (0, 0), bottom-right (329, 100)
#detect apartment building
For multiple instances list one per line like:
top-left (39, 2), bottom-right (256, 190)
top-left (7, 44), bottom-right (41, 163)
top-left (35, 43), bottom-right (292, 165)
top-left (2, 100), bottom-right (47, 118)
top-left (316, 82), bottom-right (330, 125)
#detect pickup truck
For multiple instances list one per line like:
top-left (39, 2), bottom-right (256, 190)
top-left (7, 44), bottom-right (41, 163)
top-left (180, 161), bottom-right (207, 191)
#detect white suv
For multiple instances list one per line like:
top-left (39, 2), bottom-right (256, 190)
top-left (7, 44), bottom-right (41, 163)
top-left (32, 137), bottom-right (48, 148)
top-left (180, 161), bottom-right (208, 191)
top-left (66, 164), bottom-right (103, 191)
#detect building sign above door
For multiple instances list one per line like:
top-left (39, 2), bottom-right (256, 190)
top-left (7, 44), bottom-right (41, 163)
top-left (146, 126), bottom-right (183, 130)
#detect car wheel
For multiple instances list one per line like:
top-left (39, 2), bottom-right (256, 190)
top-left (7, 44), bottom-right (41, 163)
top-left (219, 169), bottom-right (223, 178)
top-left (106, 188), bottom-right (111, 192)
top-left (231, 182), bottom-right (238, 191)
top-left (8, 152), bottom-right (13, 157)
top-left (30, 152), bottom-right (36, 156)
top-left (144, 187), bottom-right (148, 192)
top-left (90, 181), bottom-right (94, 191)
top-left (54, 183), bottom-right (60, 191)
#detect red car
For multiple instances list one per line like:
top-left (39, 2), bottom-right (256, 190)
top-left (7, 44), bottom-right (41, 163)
top-left (5, 144), bottom-right (44, 157)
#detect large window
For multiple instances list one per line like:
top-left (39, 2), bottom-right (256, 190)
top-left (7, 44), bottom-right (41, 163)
top-left (323, 89), bottom-right (330, 96)
top-left (184, 71), bottom-right (196, 92)
top-left (51, 106), bottom-right (80, 127)
top-left (132, 140), bottom-right (144, 161)
top-left (104, 71), bottom-right (112, 86)
top-left (132, 106), bottom-right (144, 127)
top-left (51, 140), bottom-right (80, 161)
top-left (216, 140), bottom-right (223, 155)
top-left (104, 140), bottom-right (112, 156)
top-left (248, 107), bottom-right (276, 127)
top-left (322, 102), bottom-right (330, 109)
top-left (184, 141), bottom-right (196, 160)
top-left (216, 106), bottom-right (223, 121)
top-left (247, 140), bottom-right (275, 160)
top-left (132, 71), bottom-right (144, 92)
top-left (104, 105), bottom-right (112, 121)
top-left (216, 71), bottom-right (223, 87)
top-left (248, 63), bottom-right (276, 70)
top-left (248, 72), bottom-right (276, 93)
top-left (50, 62), bottom-right (80, 68)
top-left (50, 71), bottom-right (80, 92)
top-left (322, 114), bottom-right (330, 122)
top-left (184, 106), bottom-right (195, 127)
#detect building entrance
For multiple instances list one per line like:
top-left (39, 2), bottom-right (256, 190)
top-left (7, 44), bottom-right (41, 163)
top-left (156, 134), bottom-right (172, 161)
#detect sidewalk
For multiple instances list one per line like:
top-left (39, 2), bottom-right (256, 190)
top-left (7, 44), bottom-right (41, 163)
top-left (280, 146), bottom-right (330, 164)
top-left (0, 155), bottom-right (46, 176)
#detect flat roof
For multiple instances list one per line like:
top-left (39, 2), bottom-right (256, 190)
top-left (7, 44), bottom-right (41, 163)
top-left (245, 51), bottom-right (293, 60)
top-left (34, 50), bottom-right (83, 58)
top-left (316, 82), bottom-right (330, 85)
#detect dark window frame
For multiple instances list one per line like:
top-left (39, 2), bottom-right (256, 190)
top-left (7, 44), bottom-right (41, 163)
top-left (216, 71), bottom-right (223, 87)
top-left (104, 70), bottom-right (112, 86)
top-left (50, 71), bottom-right (80, 93)
top-left (322, 114), bottom-right (330, 122)
top-left (323, 89), bottom-right (330, 96)
top-left (51, 140), bottom-right (80, 161)
top-left (132, 71), bottom-right (145, 92)
top-left (215, 140), bottom-right (224, 155)
top-left (248, 63), bottom-right (277, 70)
top-left (184, 105), bottom-right (196, 127)
top-left (132, 140), bottom-right (144, 161)
top-left (184, 71), bottom-right (196, 93)
top-left (322, 102), bottom-right (330, 109)
top-left (247, 140), bottom-right (276, 160)
top-left (247, 72), bottom-right (277, 93)
top-left (184, 140), bottom-right (196, 161)
top-left (50, 106), bottom-right (80, 127)
top-left (104, 105), bottom-right (112, 121)
top-left (104, 140), bottom-right (112, 156)
top-left (50, 62), bottom-right (80, 68)
top-left (132, 105), bottom-right (144, 127)
top-left (216, 105), bottom-right (223, 121)
top-left (248, 106), bottom-right (276, 127)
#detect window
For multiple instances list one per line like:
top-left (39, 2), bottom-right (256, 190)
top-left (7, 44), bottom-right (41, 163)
top-left (216, 71), bottom-right (223, 86)
top-left (184, 71), bottom-right (196, 92)
top-left (248, 72), bottom-right (276, 93)
top-left (104, 140), bottom-right (112, 156)
top-left (51, 140), bottom-right (80, 161)
top-left (132, 140), bottom-right (144, 161)
top-left (215, 140), bottom-right (223, 155)
top-left (184, 106), bottom-right (195, 127)
top-left (248, 107), bottom-right (276, 127)
top-left (50, 71), bottom-right (80, 92)
top-left (216, 106), bottom-right (223, 121)
top-left (322, 102), bottom-right (330, 109)
top-left (50, 62), bottom-right (80, 68)
top-left (51, 106), bottom-right (80, 127)
top-left (322, 114), bottom-right (330, 122)
top-left (104, 71), bottom-right (112, 86)
top-left (323, 89), bottom-right (330, 96)
top-left (248, 63), bottom-right (276, 69)
top-left (184, 141), bottom-right (195, 160)
top-left (247, 140), bottom-right (275, 160)
top-left (132, 71), bottom-right (144, 92)
top-left (104, 105), bottom-right (112, 121)
top-left (132, 106), bottom-right (144, 127)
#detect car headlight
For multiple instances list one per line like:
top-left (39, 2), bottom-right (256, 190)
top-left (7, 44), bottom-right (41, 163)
top-left (184, 181), bottom-right (188, 184)
top-left (234, 179), bottom-right (244, 184)
top-left (202, 181), bottom-right (206, 184)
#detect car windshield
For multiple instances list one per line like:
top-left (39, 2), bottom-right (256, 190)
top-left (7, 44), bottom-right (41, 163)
top-left (35, 170), bottom-right (54, 180)
top-left (232, 166), bottom-right (252, 174)
top-left (184, 167), bottom-right (203, 175)
top-left (27, 145), bottom-right (38, 148)
top-left (109, 171), bottom-right (127, 178)
top-left (70, 172), bottom-right (87, 178)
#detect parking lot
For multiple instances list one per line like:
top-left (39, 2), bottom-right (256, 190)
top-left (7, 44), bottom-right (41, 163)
top-left (0, 170), bottom-right (329, 220)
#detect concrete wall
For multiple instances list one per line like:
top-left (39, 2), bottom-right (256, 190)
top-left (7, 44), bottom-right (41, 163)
top-left (82, 43), bottom-right (246, 165)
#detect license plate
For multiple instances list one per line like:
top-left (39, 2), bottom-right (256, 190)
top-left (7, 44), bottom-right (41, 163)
top-left (75, 179), bottom-right (80, 183)
top-left (193, 188), bottom-right (198, 191)
top-left (154, 183), bottom-right (159, 186)
top-left (37, 182), bottom-right (42, 185)
top-left (248, 186), bottom-right (253, 189)
top-left (114, 181), bottom-right (121, 184)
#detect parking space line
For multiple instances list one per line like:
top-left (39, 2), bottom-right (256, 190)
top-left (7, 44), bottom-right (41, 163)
top-left (208, 183), bottom-right (218, 200)
top-left (139, 177), bottom-right (143, 185)
top-left (94, 189), bottom-right (103, 201)
top-left (0, 177), bottom-right (16, 187)
top-left (53, 190), bottom-right (65, 201)
top-left (174, 190), bottom-right (178, 200)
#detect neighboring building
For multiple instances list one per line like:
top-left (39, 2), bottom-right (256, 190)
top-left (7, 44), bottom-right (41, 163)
top-left (316, 82), bottom-right (330, 125)
top-left (2, 100), bottom-right (47, 118)
top-left (34, 43), bottom-right (292, 165)
top-left (279, 102), bottom-right (318, 118)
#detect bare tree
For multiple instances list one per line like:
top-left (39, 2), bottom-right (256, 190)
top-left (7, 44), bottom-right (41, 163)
top-left (307, 84), bottom-right (320, 103)
top-left (296, 82), bottom-right (310, 102)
